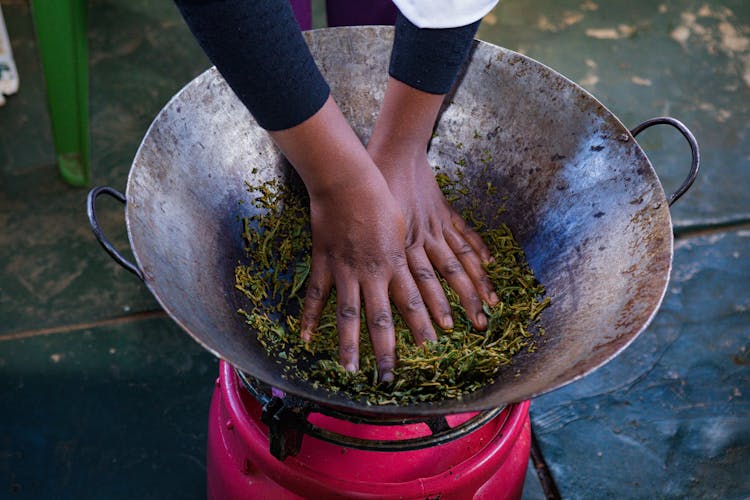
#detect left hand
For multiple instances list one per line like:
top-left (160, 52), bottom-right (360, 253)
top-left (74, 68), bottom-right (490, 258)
top-left (367, 77), bottom-right (498, 332)
top-left (369, 145), bottom-right (498, 331)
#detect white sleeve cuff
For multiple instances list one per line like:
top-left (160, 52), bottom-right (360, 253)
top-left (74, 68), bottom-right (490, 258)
top-left (392, 0), bottom-right (499, 29)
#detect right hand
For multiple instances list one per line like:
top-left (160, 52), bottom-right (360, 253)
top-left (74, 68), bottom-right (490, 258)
top-left (302, 170), bottom-right (436, 381)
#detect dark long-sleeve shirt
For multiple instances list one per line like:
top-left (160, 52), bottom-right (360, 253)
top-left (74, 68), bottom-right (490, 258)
top-left (175, 0), bottom-right (480, 131)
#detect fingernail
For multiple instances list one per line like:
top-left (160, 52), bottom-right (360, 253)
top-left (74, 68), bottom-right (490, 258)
top-left (379, 370), bottom-right (394, 383)
top-left (489, 292), bottom-right (499, 305)
top-left (344, 363), bottom-right (357, 373)
top-left (442, 314), bottom-right (454, 331)
top-left (476, 312), bottom-right (488, 331)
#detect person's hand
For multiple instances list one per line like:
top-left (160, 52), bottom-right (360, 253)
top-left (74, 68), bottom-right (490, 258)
top-left (369, 146), bottom-right (498, 331)
top-left (303, 170), bottom-right (437, 381)
top-left (367, 78), bottom-right (498, 331)
top-left (270, 97), bottom-right (435, 381)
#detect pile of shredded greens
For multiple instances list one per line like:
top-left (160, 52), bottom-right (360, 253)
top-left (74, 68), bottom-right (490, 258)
top-left (235, 168), bottom-right (549, 406)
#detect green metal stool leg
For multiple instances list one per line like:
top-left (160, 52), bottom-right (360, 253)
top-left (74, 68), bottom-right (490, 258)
top-left (31, 0), bottom-right (89, 186)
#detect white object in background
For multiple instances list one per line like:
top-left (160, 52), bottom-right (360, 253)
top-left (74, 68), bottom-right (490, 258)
top-left (0, 4), bottom-right (19, 106)
top-left (393, 0), bottom-right (499, 28)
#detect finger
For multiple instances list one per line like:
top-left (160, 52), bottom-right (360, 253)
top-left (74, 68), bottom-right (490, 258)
top-left (390, 260), bottom-right (437, 344)
top-left (405, 246), bottom-right (453, 332)
top-left (451, 212), bottom-right (493, 264)
top-left (443, 228), bottom-right (499, 307)
top-left (300, 251), bottom-right (333, 341)
top-left (426, 241), bottom-right (488, 331)
top-left (361, 279), bottom-right (397, 383)
top-left (334, 273), bottom-right (361, 373)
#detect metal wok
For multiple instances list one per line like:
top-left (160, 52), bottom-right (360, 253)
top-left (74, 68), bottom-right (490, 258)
top-left (87, 27), bottom-right (698, 417)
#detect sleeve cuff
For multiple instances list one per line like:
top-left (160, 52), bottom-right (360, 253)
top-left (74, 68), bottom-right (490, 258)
top-left (388, 12), bottom-right (480, 95)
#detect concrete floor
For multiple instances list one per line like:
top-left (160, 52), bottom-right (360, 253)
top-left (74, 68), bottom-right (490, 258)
top-left (0, 0), bottom-right (748, 498)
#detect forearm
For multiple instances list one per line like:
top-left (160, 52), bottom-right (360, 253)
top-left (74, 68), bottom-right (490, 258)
top-left (370, 14), bottom-right (481, 169)
top-left (367, 77), bottom-right (444, 165)
top-left (270, 96), bottom-right (381, 198)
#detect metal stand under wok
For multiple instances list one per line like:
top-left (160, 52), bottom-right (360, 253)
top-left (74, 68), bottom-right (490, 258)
top-left (236, 369), bottom-right (506, 461)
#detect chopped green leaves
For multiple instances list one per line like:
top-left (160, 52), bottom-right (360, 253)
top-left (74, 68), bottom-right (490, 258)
top-left (235, 172), bottom-right (549, 406)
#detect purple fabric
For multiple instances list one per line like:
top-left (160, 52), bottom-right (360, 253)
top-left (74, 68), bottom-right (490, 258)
top-left (288, 0), bottom-right (312, 30)
top-left (325, 0), bottom-right (397, 27)
top-left (289, 0), bottom-right (397, 30)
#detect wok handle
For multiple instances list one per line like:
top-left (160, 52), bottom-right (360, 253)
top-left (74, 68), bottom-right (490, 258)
top-left (630, 116), bottom-right (700, 206)
top-left (86, 186), bottom-right (144, 281)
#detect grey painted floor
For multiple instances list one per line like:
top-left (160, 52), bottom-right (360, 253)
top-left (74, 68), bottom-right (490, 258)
top-left (1, 0), bottom-right (747, 498)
